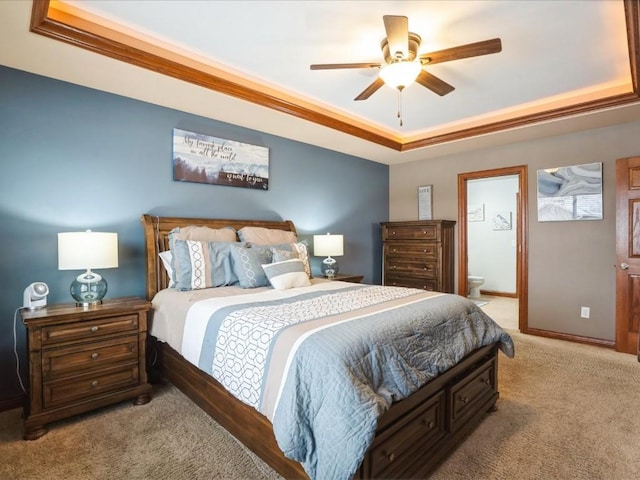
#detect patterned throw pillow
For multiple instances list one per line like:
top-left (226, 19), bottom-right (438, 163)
top-left (269, 242), bottom-right (312, 278)
top-left (229, 245), bottom-right (273, 288)
top-left (171, 240), bottom-right (243, 291)
top-left (262, 259), bottom-right (311, 290)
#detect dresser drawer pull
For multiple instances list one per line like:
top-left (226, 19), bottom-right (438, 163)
top-left (423, 230), bottom-right (427, 234)
top-left (392, 265), bottom-right (397, 269)
top-left (385, 451), bottom-right (396, 463)
top-left (392, 248), bottom-right (397, 252)
top-left (459, 395), bottom-right (470, 404)
top-left (91, 353), bottom-right (99, 359)
top-left (391, 231), bottom-right (396, 235)
top-left (423, 419), bottom-right (435, 430)
top-left (481, 378), bottom-right (491, 385)
top-left (90, 380), bottom-right (99, 387)
top-left (90, 326), bottom-right (99, 332)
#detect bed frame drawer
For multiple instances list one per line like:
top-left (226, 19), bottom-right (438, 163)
top-left (368, 391), bottom-right (445, 478)
top-left (449, 356), bottom-right (497, 432)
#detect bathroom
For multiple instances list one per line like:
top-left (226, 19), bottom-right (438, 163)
top-left (467, 175), bottom-right (519, 329)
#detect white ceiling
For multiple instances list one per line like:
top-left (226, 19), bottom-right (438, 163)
top-left (2, 0), bottom-right (639, 165)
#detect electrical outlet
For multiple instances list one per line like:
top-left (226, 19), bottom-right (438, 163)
top-left (580, 307), bottom-right (590, 319)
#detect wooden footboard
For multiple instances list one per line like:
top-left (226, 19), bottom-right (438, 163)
top-left (150, 337), bottom-right (499, 480)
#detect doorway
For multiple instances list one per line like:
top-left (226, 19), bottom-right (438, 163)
top-left (458, 166), bottom-right (529, 332)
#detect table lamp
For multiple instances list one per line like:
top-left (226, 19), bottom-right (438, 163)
top-left (58, 230), bottom-right (118, 306)
top-left (313, 233), bottom-right (344, 279)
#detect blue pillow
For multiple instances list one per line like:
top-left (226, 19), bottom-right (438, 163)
top-left (230, 245), bottom-right (273, 288)
top-left (172, 240), bottom-right (244, 291)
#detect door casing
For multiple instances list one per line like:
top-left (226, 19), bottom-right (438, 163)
top-left (458, 165), bottom-right (529, 332)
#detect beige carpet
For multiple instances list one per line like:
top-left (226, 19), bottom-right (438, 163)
top-left (1, 331), bottom-right (639, 479)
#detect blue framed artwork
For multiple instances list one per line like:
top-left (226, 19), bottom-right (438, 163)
top-left (173, 128), bottom-right (269, 190)
top-left (537, 162), bottom-right (603, 222)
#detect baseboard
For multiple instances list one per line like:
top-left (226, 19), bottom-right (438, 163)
top-left (480, 290), bottom-right (517, 298)
top-left (524, 327), bottom-right (615, 349)
top-left (0, 393), bottom-right (25, 412)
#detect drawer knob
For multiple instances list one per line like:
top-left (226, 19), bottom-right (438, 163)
top-left (392, 265), bottom-right (397, 269)
top-left (459, 395), bottom-right (470, 404)
top-left (424, 419), bottom-right (435, 430)
top-left (391, 231), bottom-right (396, 235)
top-left (91, 380), bottom-right (99, 387)
top-left (90, 326), bottom-right (99, 332)
top-left (422, 230), bottom-right (427, 234)
top-left (91, 352), bottom-right (99, 359)
top-left (481, 378), bottom-right (490, 385)
top-left (385, 451), bottom-right (396, 463)
top-left (392, 248), bottom-right (397, 252)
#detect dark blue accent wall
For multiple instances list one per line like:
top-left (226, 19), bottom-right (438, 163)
top-left (0, 65), bottom-right (388, 401)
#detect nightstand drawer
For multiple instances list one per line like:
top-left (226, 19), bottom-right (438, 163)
top-left (42, 314), bottom-right (139, 346)
top-left (43, 336), bottom-right (138, 379)
top-left (43, 365), bottom-right (139, 408)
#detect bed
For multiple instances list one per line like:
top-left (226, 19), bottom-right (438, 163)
top-left (141, 214), bottom-right (514, 479)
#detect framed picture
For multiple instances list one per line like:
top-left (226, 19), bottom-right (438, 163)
top-left (468, 204), bottom-right (485, 222)
top-left (418, 185), bottom-right (433, 220)
top-left (172, 128), bottom-right (269, 190)
top-left (493, 211), bottom-right (512, 230)
top-left (537, 162), bottom-right (602, 221)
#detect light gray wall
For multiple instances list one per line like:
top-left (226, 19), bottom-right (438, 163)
top-left (390, 120), bottom-right (640, 342)
top-left (468, 176), bottom-right (518, 294)
top-left (0, 66), bottom-right (389, 401)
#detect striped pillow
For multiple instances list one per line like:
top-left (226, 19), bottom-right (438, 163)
top-left (172, 240), bottom-right (243, 291)
top-left (262, 259), bottom-right (311, 290)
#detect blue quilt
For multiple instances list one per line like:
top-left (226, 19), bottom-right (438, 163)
top-left (180, 283), bottom-right (514, 480)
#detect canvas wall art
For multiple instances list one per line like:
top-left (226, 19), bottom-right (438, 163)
top-left (537, 162), bottom-right (602, 222)
top-left (173, 128), bottom-right (269, 190)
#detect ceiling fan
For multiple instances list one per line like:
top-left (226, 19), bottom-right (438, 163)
top-left (310, 15), bottom-right (502, 111)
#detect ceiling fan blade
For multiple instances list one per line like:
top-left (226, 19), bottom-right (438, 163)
top-left (419, 38), bottom-right (502, 65)
top-left (383, 15), bottom-right (409, 60)
top-left (310, 62), bottom-right (381, 70)
top-left (416, 70), bottom-right (455, 96)
top-left (355, 77), bottom-right (385, 101)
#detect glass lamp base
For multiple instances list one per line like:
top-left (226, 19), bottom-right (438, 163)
top-left (70, 270), bottom-right (108, 306)
top-left (321, 257), bottom-right (339, 279)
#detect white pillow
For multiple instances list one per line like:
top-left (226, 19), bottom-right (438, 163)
top-left (158, 250), bottom-right (175, 287)
top-left (238, 226), bottom-right (297, 245)
top-left (262, 259), bottom-right (311, 290)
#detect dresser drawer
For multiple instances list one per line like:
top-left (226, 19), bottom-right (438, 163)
top-left (449, 357), bottom-right (496, 431)
top-left (369, 391), bottom-right (445, 478)
top-left (43, 365), bottom-right (139, 409)
top-left (385, 275), bottom-right (438, 291)
top-left (383, 224), bottom-right (439, 241)
top-left (385, 241), bottom-right (438, 259)
top-left (386, 258), bottom-right (439, 279)
top-left (41, 314), bottom-right (139, 346)
top-left (42, 336), bottom-right (138, 379)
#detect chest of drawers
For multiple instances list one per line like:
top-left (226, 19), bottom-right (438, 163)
top-left (381, 220), bottom-right (456, 293)
top-left (21, 297), bottom-right (152, 440)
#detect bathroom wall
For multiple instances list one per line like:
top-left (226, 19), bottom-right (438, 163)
top-left (467, 175), bottom-right (519, 294)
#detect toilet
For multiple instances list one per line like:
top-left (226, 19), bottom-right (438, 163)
top-left (468, 275), bottom-right (485, 299)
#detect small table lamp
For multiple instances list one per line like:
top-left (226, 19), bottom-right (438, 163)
top-left (313, 233), bottom-right (344, 279)
top-left (58, 230), bottom-right (118, 306)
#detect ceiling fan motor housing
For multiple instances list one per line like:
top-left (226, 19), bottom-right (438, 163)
top-left (381, 32), bottom-right (421, 63)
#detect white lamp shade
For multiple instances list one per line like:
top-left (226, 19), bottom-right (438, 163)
top-left (313, 234), bottom-right (344, 257)
top-left (58, 231), bottom-right (119, 270)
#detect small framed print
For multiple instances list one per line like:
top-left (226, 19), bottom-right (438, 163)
top-left (418, 185), bottom-right (433, 220)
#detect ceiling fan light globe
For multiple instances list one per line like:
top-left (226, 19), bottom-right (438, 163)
top-left (379, 61), bottom-right (422, 90)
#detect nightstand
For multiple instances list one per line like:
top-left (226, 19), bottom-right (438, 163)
top-left (331, 273), bottom-right (364, 283)
top-left (21, 297), bottom-right (152, 440)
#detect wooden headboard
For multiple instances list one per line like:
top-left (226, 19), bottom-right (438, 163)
top-left (140, 214), bottom-right (297, 300)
